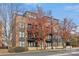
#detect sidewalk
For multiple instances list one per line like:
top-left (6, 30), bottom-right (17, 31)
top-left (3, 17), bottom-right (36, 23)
top-left (0, 49), bottom-right (8, 54)
top-left (0, 47), bottom-right (79, 55)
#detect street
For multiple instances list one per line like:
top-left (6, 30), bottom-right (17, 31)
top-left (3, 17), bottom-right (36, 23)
top-left (1, 48), bottom-right (79, 56)
top-left (54, 51), bottom-right (79, 56)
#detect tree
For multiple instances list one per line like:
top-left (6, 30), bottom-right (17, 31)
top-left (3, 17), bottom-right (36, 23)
top-left (26, 6), bottom-right (51, 50)
top-left (59, 18), bottom-right (76, 48)
top-left (0, 3), bottom-right (21, 49)
top-left (49, 17), bottom-right (59, 49)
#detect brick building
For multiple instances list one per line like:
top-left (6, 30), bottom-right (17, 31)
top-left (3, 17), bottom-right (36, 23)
top-left (0, 21), bottom-right (4, 47)
top-left (11, 10), bottom-right (61, 48)
top-left (11, 12), bottom-right (27, 47)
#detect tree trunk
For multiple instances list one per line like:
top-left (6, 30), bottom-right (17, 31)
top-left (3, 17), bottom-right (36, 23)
top-left (25, 37), bottom-right (28, 51)
top-left (40, 40), bottom-right (43, 50)
top-left (51, 34), bottom-right (53, 49)
top-left (43, 39), bottom-right (46, 50)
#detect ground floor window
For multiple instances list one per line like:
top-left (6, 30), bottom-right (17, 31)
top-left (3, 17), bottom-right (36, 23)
top-left (28, 41), bottom-right (36, 47)
top-left (19, 41), bottom-right (25, 47)
top-left (46, 43), bottom-right (51, 47)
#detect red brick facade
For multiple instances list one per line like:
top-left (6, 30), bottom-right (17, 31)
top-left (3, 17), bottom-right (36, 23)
top-left (11, 11), bottom-right (59, 48)
top-left (0, 21), bottom-right (4, 47)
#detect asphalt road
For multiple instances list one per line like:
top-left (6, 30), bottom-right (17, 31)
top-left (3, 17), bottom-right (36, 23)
top-left (68, 53), bottom-right (79, 56)
top-left (53, 49), bottom-right (79, 56)
top-left (60, 51), bottom-right (79, 56)
top-left (1, 48), bottom-right (79, 56)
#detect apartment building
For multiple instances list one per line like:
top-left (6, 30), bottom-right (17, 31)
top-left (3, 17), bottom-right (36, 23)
top-left (0, 21), bottom-right (4, 47)
top-left (11, 9), bottom-right (61, 48)
top-left (11, 12), bottom-right (27, 47)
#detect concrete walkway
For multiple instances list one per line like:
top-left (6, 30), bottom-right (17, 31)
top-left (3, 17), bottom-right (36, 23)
top-left (0, 47), bottom-right (79, 56)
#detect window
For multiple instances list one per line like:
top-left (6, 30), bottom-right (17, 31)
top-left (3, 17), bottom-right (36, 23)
top-left (19, 22), bottom-right (25, 29)
top-left (28, 24), bottom-right (32, 29)
top-left (28, 33), bottom-right (33, 39)
top-left (48, 35), bottom-right (51, 39)
top-left (19, 32), bottom-right (25, 38)
top-left (28, 14), bottom-right (36, 19)
top-left (19, 41), bottom-right (25, 47)
top-left (19, 37), bottom-right (25, 41)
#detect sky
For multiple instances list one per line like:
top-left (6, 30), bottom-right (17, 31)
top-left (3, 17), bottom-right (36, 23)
top-left (15, 3), bottom-right (79, 32)
top-left (16, 3), bottom-right (79, 26)
top-left (1, 3), bottom-right (79, 26)
top-left (0, 3), bottom-right (79, 32)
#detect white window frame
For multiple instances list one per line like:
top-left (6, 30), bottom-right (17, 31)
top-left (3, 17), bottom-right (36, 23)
top-left (19, 22), bottom-right (25, 29)
top-left (28, 14), bottom-right (36, 19)
top-left (19, 41), bottom-right (25, 47)
top-left (19, 32), bottom-right (25, 38)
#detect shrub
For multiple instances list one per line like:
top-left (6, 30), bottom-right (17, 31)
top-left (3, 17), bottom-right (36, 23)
top-left (8, 48), bottom-right (15, 53)
top-left (14, 47), bottom-right (25, 53)
top-left (71, 38), bottom-right (78, 47)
